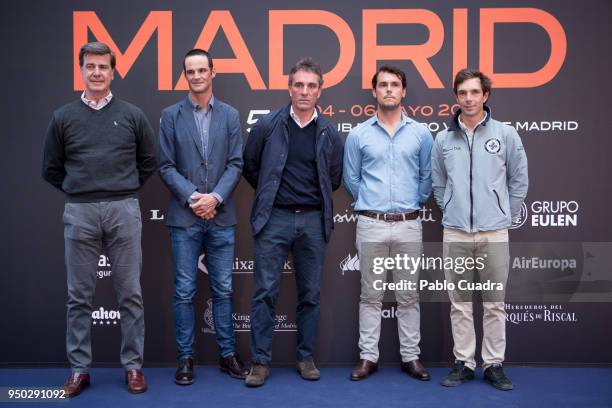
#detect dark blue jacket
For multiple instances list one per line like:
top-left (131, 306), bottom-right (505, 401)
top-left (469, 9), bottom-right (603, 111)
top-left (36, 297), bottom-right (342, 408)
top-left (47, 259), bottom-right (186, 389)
top-left (157, 96), bottom-right (243, 227)
top-left (243, 104), bottom-right (343, 241)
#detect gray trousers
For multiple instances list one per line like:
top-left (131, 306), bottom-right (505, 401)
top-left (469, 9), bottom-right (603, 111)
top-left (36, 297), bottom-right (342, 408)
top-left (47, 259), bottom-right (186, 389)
top-left (63, 198), bottom-right (144, 373)
top-left (356, 215), bottom-right (422, 363)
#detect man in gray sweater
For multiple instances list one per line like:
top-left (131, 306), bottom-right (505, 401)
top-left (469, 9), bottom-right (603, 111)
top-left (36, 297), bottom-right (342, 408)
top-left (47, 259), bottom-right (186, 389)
top-left (42, 42), bottom-right (156, 397)
top-left (431, 69), bottom-right (528, 391)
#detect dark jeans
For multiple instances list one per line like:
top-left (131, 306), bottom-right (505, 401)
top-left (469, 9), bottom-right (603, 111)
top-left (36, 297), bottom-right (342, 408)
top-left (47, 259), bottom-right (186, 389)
top-left (63, 198), bottom-right (144, 373)
top-left (250, 208), bottom-right (327, 365)
top-left (170, 220), bottom-right (236, 359)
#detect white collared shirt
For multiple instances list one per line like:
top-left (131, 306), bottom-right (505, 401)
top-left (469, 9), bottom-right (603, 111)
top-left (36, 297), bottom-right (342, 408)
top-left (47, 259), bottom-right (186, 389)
top-left (290, 106), bottom-right (318, 128)
top-left (458, 111), bottom-right (488, 137)
top-left (81, 91), bottom-right (113, 110)
top-left (458, 111), bottom-right (488, 148)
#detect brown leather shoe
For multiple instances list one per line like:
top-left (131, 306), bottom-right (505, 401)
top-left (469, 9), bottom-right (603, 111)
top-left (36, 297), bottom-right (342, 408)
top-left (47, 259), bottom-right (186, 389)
top-left (63, 372), bottom-right (90, 398)
top-left (245, 363), bottom-right (269, 387)
top-left (125, 369), bottom-right (147, 393)
top-left (296, 360), bottom-right (321, 381)
top-left (219, 354), bottom-right (248, 379)
top-left (175, 357), bottom-right (194, 385)
top-left (350, 359), bottom-right (378, 381)
top-left (401, 360), bottom-right (431, 381)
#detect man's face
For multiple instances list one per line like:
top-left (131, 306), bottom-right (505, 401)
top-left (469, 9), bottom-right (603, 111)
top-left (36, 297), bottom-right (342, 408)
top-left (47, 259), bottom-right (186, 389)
top-left (288, 70), bottom-right (322, 113)
top-left (455, 77), bottom-right (489, 118)
top-left (372, 71), bottom-right (406, 111)
top-left (81, 53), bottom-right (114, 96)
top-left (184, 55), bottom-right (215, 94)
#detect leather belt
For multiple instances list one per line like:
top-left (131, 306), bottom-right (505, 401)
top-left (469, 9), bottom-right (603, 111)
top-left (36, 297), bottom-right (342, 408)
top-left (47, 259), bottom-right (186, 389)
top-left (274, 204), bottom-right (320, 213)
top-left (358, 210), bottom-right (419, 222)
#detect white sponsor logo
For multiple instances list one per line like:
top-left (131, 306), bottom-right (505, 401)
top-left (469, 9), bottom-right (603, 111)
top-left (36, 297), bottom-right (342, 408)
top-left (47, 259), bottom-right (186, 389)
top-left (334, 209), bottom-right (358, 223)
top-left (510, 202), bottom-right (528, 229)
top-left (203, 298), bottom-right (215, 334)
top-left (530, 201), bottom-right (579, 227)
top-left (333, 205), bottom-right (436, 224)
top-left (505, 304), bottom-right (578, 325)
top-left (340, 253), bottom-right (360, 274)
top-left (202, 298), bottom-right (296, 333)
top-left (512, 257), bottom-right (577, 271)
top-left (92, 307), bottom-right (120, 326)
top-left (382, 306), bottom-right (397, 319)
top-left (97, 255), bottom-right (112, 279)
top-left (198, 255), bottom-right (292, 274)
top-left (149, 209), bottom-right (165, 220)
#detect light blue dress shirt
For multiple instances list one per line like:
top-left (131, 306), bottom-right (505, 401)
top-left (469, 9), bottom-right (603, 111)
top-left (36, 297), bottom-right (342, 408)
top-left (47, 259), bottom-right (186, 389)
top-left (343, 114), bottom-right (434, 213)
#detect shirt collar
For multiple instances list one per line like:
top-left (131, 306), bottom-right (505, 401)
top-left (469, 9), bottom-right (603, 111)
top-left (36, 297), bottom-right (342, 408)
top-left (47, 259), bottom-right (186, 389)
top-left (290, 106), bottom-right (318, 128)
top-left (81, 91), bottom-right (113, 109)
top-left (372, 111), bottom-right (412, 128)
top-left (188, 94), bottom-right (215, 112)
top-left (458, 110), bottom-right (488, 133)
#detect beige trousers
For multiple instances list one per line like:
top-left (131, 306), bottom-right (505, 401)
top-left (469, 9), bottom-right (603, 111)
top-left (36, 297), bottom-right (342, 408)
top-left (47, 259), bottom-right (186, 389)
top-left (443, 228), bottom-right (509, 370)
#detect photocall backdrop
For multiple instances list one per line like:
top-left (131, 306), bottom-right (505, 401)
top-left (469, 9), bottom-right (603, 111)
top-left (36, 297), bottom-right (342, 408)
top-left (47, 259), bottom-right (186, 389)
top-left (2, 0), bottom-right (611, 366)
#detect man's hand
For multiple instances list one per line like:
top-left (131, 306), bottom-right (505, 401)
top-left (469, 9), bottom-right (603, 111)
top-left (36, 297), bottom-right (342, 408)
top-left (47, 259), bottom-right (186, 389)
top-left (190, 193), bottom-right (219, 220)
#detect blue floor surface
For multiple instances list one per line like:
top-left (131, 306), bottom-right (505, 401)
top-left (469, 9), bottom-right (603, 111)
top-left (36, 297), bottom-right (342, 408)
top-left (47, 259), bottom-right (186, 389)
top-left (1, 367), bottom-right (611, 408)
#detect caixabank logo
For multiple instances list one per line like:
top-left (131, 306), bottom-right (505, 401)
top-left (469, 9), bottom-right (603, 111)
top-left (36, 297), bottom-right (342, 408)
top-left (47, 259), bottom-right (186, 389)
top-left (91, 306), bottom-right (121, 326)
top-left (198, 254), bottom-right (293, 274)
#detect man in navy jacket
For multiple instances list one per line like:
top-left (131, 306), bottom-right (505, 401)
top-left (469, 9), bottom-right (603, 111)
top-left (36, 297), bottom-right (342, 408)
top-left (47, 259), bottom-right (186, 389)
top-left (243, 58), bottom-right (343, 387)
top-left (157, 49), bottom-right (247, 385)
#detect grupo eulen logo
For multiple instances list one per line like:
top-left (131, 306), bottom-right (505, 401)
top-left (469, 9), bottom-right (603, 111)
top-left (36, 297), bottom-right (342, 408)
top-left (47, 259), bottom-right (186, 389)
top-left (510, 202), bottom-right (528, 229)
top-left (530, 200), bottom-right (579, 227)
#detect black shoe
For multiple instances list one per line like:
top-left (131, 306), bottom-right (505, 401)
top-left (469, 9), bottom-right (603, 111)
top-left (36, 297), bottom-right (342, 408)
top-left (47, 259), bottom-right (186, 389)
top-left (484, 364), bottom-right (514, 391)
top-left (174, 357), bottom-right (194, 385)
top-left (440, 360), bottom-right (475, 387)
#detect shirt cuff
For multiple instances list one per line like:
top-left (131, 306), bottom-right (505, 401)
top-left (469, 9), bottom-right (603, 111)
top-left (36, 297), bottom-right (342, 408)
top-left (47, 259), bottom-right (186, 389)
top-left (187, 189), bottom-right (199, 205)
top-left (210, 192), bottom-right (223, 206)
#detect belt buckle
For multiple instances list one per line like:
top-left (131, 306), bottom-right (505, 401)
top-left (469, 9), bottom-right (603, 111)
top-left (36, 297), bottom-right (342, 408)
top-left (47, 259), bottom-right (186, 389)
top-left (383, 213), bottom-right (391, 222)
top-left (295, 209), bottom-right (303, 213)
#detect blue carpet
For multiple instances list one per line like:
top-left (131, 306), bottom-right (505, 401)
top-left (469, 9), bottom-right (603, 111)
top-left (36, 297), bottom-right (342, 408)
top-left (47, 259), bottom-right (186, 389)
top-left (1, 367), bottom-right (611, 408)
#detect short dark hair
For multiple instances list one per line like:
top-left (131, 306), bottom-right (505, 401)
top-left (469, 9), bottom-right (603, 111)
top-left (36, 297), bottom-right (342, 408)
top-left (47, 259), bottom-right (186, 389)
top-left (372, 65), bottom-right (406, 89)
top-left (183, 49), bottom-right (213, 72)
top-left (79, 42), bottom-right (115, 69)
top-left (288, 57), bottom-right (323, 87)
top-left (453, 68), bottom-right (492, 96)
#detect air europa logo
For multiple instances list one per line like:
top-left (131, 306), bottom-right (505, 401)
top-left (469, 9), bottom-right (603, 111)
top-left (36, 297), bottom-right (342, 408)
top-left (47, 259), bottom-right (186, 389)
top-left (73, 8), bottom-right (566, 91)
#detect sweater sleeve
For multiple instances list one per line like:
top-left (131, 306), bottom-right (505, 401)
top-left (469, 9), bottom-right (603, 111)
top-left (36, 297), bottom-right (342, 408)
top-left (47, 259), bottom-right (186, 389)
top-left (41, 113), bottom-right (66, 191)
top-left (135, 109), bottom-right (157, 186)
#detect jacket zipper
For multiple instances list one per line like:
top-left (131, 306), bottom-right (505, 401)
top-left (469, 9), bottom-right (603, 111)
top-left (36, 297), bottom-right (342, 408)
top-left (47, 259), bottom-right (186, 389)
top-left (462, 131), bottom-right (474, 232)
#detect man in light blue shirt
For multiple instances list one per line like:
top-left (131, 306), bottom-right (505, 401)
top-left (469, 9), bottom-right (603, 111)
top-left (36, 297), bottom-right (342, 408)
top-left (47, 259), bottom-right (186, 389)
top-left (344, 66), bottom-right (433, 382)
